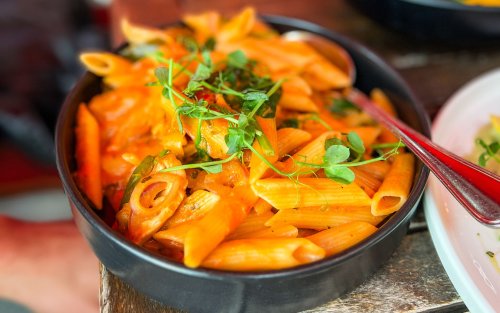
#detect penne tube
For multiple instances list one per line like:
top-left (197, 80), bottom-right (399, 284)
top-left (252, 178), bottom-right (372, 210)
top-left (372, 153), bottom-right (415, 216)
top-left (356, 161), bottom-right (391, 181)
top-left (265, 206), bottom-right (385, 229)
top-left (80, 52), bottom-right (132, 77)
top-left (164, 190), bottom-right (220, 228)
top-left (183, 11), bottom-right (221, 42)
top-left (75, 104), bottom-right (102, 209)
top-left (226, 211), bottom-right (274, 240)
top-left (370, 88), bottom-right (397, 116)
top-left (233, 225), bottom-right (298, 240)
top-left (279, 131), bottom-right (340, 176)
top-left (276, 75), bottom-right (312, 95)
top-left (217, 7), bottom-right (256, 43)
top-left (307, 221), bottom-right (378, 256)
top-left (253, 198), bottom-right (274, 215)
top-left (370, 88), bottom-right (401, 145)
top-left (278, 92), bottom-right (319, 112)
top-left (128, 173), bottom-right (188, 245)
top-left (183, 194), bottom-right (251, 268)
top-left (201, 238), bottom-right (325, 271)
top-left (154, 221), bottom-right (193, 246)
top-left (120, 19), bottom-right (173, 44)
top-left (276, 127), bottom-right (312, 157)
top-left (339, 127), bottom-right (382, 149)
top-left (351, 168), bottom-right (382, 197)
top-left (249, 117), bottom-right (278, 183)
top-left (302, 56), bottom-right (351, 90)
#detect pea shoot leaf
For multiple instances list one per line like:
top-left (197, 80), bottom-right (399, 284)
top-left (155, 67), bottom-right (170, 86)
top-left (200, 164), bottom-right (223, 174)
top-left (324, 166), bottom-right (355, 184)
top-left (324, 145), bottom-right (351, 164)
top-left (227, 50), bottom-right (248, 69)
top-left (329, 98), bottom-right (360, 117)
top-left (347, 131), bottom-right (365, 155)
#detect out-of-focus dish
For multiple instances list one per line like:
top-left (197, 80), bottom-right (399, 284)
top-left (458, 0), bottom-right (500, 7)
top-left (424, 68), bottom-right (500, 313)
top-left (56, 10), bottom-right (430, 312)
top-left (350, 0), bottom-right (500, 44)
top-left (467, 115), bottom-right (500, 175)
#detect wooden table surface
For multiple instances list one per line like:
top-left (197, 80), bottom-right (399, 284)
top-left (100, 1), bottom-right (500, 312)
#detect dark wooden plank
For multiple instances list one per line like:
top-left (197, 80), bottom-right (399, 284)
top-left (100, 232), bottom-right (463, 313)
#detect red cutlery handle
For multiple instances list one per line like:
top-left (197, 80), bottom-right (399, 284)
top-left (348, 89), bottom-right (500, 227)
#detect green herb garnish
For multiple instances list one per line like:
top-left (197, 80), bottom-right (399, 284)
top-left (476, 138), bottom-right (500, 167)
top-left (329, 98), bottom-right (360, 117)
top-left (120, 155), bottom-right (157, 207)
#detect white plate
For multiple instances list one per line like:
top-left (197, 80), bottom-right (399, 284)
top-left (424, 68), bottom-right (500, 313)
top-left (0, 188), bottom-right (71, 222)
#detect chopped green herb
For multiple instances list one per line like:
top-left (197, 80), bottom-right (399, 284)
top-left (329, 98), bottom-right (360, 117)
top-left (227, 50), bottom-right (248, 69)
top-left (476, 138), bottom-right (500, 167)
top-left (179, 36), bottom-right (199, 53)
top-left (280, 118), bottom-right (300, 129)
top-left (486, 251), bottom-right (495, 258)
top-left (120, 155), bottom-right (157, 207)
top-left (202, 37), bottom-right (216, 51)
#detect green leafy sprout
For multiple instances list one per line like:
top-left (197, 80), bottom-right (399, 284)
top-left (141, 46), bottom-right (401, 185)
top-left (476, 138), bottom-right (500, 167)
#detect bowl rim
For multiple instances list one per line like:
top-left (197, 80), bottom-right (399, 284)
top-left (55, 14), bottom-right (431, 281)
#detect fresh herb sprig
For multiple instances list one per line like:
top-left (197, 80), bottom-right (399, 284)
top-left (147, 48), bottom-right (400, 184)
top-left (150, 49), bottom-right (283, 171)
top-left (476, 138), bottom-right (500, 167)
top-left (295, 132), bottom-right (403, 184)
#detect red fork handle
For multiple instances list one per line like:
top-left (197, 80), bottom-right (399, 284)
top-left (348, 89), bottom-right (500, 227)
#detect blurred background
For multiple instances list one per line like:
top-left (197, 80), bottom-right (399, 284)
top-left (1, 0), bottom-right (500, 312)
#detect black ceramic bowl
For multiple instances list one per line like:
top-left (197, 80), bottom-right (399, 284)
top-left (351, 0), bottom-right (500, 44)
top-left (56, 16), bottom-right (430, 313)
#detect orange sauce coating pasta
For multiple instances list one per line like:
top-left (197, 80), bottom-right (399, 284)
top-left (75, 7), bottom-right (414, 271)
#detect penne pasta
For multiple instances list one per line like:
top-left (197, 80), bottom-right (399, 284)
top-left (202, 238), bottom-right (325, 271)
top-left (265, 206), bottom-right (385, 229)
top-left (128, 172), bottom-right (188, 245)
top-left (249, 117), bottom-right (278, 183)
top-left (372, 153), bottom-right (415, 216)
top-left (307, 221), bottom-right (378, 256)
top-left (74, 7), bottom-right (417, 271)
top-left (252, 178), bottom-right (372, 210)
top-left (276, 128), bottom-right (312, 157)
top-left (252, 198), bottom-right (273, 215)
top-left (356, 161), bottom-right (391, 181)
top-left (280, 131), bottom-right (340, 176)
top-left (75, 103), bottom-right (102, 209)
top-left (233, 224), bottom-right (299, 240)
top-left (120, 18), bottom-right (173, 44)
top-left (164, 190), bottom-right (220, 228)
top-left (217, 7), bottom-right (256, 43)
top-left (351, 168), bottom-right (382, 197)
top-left (80, 52), bottom-right (132, 77)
